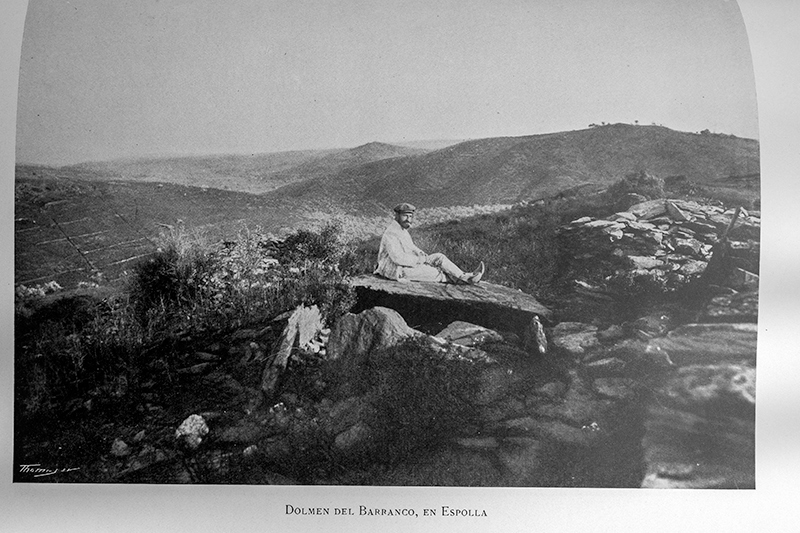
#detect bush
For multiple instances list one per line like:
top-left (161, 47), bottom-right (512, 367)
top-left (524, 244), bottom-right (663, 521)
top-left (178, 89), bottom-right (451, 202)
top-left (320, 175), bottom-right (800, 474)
top-left (129, 245), bottom-right (216, 325)
top-left (15, 223), bottom-right (357, 425)
top-left (364, 337), bottom-right (480, 463)
top-left (607, 171), bottom-right (665, 201)
top-left (274, 221), bottom-right (345, 267)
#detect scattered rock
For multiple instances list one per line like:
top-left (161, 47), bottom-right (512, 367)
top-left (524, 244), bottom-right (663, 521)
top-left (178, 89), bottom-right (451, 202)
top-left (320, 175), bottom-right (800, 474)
top-left (585, 357), bottom-right (626, 376)
top-left (110, 438), bottom-right (130, 457)
top-left (550, 322), bottom-right (599, 357)
top-left (628, 255), bottom-right (663, 269)
top-left (175, 414), bottom-right (210, 450)
top-left (597, 324), bottom-right (625, 342)
top-left (262, 305), bottom-right (323, 397)
top-left (436, 321), bottom-right (504, 346)
top-left (703, 292), bottom-right (758, 322)
top-left (176, 362), bottom-right (214, 376)
top-left (243, 445), bottom-right (258, 457)
top-left (593, 378), bottom-right (637, 400)
top-left (194, 351), bottom-right (220, 362)
top-left (727, 268), bottom-right (759, 291)
top-left (522, 315), bottom-right (548, 355)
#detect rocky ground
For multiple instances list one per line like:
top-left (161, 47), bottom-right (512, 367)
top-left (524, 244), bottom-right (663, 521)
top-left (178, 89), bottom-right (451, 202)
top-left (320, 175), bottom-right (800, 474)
top-left (17, 197), bottom-right (758, 488)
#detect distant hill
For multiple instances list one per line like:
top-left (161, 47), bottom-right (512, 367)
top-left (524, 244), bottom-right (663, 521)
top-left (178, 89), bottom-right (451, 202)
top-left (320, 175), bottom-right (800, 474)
top-left (265, 142), bottom-right (428, 185)
top-left (63, 143), bottom-right (427, 194)
top-left (393, 139), bottom-right (468, 151)
top-left (266, 124), bottom-right (759, 214)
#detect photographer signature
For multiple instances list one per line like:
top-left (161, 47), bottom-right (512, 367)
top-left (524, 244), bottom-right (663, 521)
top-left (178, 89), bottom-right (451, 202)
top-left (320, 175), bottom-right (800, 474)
top-left (19, 464), bottom-right (80, 478)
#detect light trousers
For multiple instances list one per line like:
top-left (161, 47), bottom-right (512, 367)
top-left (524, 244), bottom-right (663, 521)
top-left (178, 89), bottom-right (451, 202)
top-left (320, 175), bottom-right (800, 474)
top-left (400, 253), bottom-right (465, 283)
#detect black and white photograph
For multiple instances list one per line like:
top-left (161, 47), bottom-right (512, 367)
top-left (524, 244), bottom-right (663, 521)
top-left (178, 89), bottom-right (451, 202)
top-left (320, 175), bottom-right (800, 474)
top-left (2, 0), bottom-right (799, 531)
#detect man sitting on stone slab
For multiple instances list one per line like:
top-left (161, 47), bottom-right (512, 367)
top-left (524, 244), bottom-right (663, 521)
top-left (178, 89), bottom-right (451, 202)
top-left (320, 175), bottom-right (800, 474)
top-left (375, 202), bottom-right (485, 284)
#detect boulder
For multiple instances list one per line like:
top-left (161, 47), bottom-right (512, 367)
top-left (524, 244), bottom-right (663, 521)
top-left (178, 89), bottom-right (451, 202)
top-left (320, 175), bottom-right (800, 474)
top-left (550, 322), bottom-right (599, 357)
top-left (665, 201), bottom-right (691, 222)
top-left (522, 315), bottom-right (548, 355)
top-left (435, 321), bottom-right (504, 346)
top-left (615, 193), bottom-right (648, 212)
top-left (261, 305), bottom-right (323, 397)
top-left (326, 306), bottom-right (420, 361)
top-left (110, 438), bottom-right (131, 457)
top-left (628, 199), bottom-right (667, 219)
top-left (627, 255), bottom-right (664, 270)
top-left (175, 414), bottom-right (209, 450)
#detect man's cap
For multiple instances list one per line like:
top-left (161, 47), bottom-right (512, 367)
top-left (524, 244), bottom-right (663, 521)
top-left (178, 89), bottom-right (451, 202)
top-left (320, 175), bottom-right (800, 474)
top-left (393, 202), bottom-right (417, 214)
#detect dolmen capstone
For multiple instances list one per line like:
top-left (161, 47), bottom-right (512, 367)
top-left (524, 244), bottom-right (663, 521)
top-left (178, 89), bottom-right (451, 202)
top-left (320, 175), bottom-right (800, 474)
top-left (348, 274), bottom-right (551, 340)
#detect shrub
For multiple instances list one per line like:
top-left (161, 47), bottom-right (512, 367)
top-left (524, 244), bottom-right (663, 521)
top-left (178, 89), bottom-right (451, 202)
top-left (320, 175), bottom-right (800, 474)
top-left (364, 337), bottom-right (480, 463)
top-left (128, 245), bottom-right (216, 325)
top-left (15, 223), bottom-right (357, 425)
top-left (607, 171), bottom-right (665, 201)
top-left (274, 221), bottom-right (345, 267)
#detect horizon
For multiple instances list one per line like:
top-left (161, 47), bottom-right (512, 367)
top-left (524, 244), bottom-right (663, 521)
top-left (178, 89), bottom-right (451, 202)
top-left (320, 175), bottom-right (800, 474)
top-left (15, 0), bottom-right (758, 166)
top-left (16, 122), bottom-right (758, 168)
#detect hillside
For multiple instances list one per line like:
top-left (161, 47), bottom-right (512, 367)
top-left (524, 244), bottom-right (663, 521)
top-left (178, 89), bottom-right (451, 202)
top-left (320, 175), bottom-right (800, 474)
top-left (64, 143), bottom-right (427, 194)
top-left (265, 142), bottom-right (428, 185)
top-left (14, 166), bottom-right (310, 288)
top-left (267, 125), bottom-right (759, 213)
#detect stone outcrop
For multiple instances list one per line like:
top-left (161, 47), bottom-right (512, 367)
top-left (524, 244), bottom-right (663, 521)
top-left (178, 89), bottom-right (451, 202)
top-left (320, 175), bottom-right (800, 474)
top-left (326, 306), bottom-right (421, 361)
top-left (559, 199), bottom-right (760, 303)
top-left (348, 275), bottom-right (551, 338)
top-left (551, 198), bottom-right (759, 489)
top-left (261, 305), bottom-right (324, 398)
top-left (435, 320), bottom-right (505, 346)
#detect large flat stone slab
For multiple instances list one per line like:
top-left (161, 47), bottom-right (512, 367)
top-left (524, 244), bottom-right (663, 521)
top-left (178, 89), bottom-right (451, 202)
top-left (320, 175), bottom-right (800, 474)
top-left (349, 275), bottom-right (552, 336)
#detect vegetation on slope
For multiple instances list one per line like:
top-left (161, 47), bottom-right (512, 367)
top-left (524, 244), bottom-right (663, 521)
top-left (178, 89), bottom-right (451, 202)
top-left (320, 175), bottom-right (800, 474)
top-left (14, 164), bottom-right (759, 482)
top-left (268, 124), bottom-right (759, 211)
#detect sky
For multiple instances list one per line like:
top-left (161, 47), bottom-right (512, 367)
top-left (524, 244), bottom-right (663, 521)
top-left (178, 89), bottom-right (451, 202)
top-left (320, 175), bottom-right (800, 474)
top-left (16, 0), bottom-right (759, 166)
